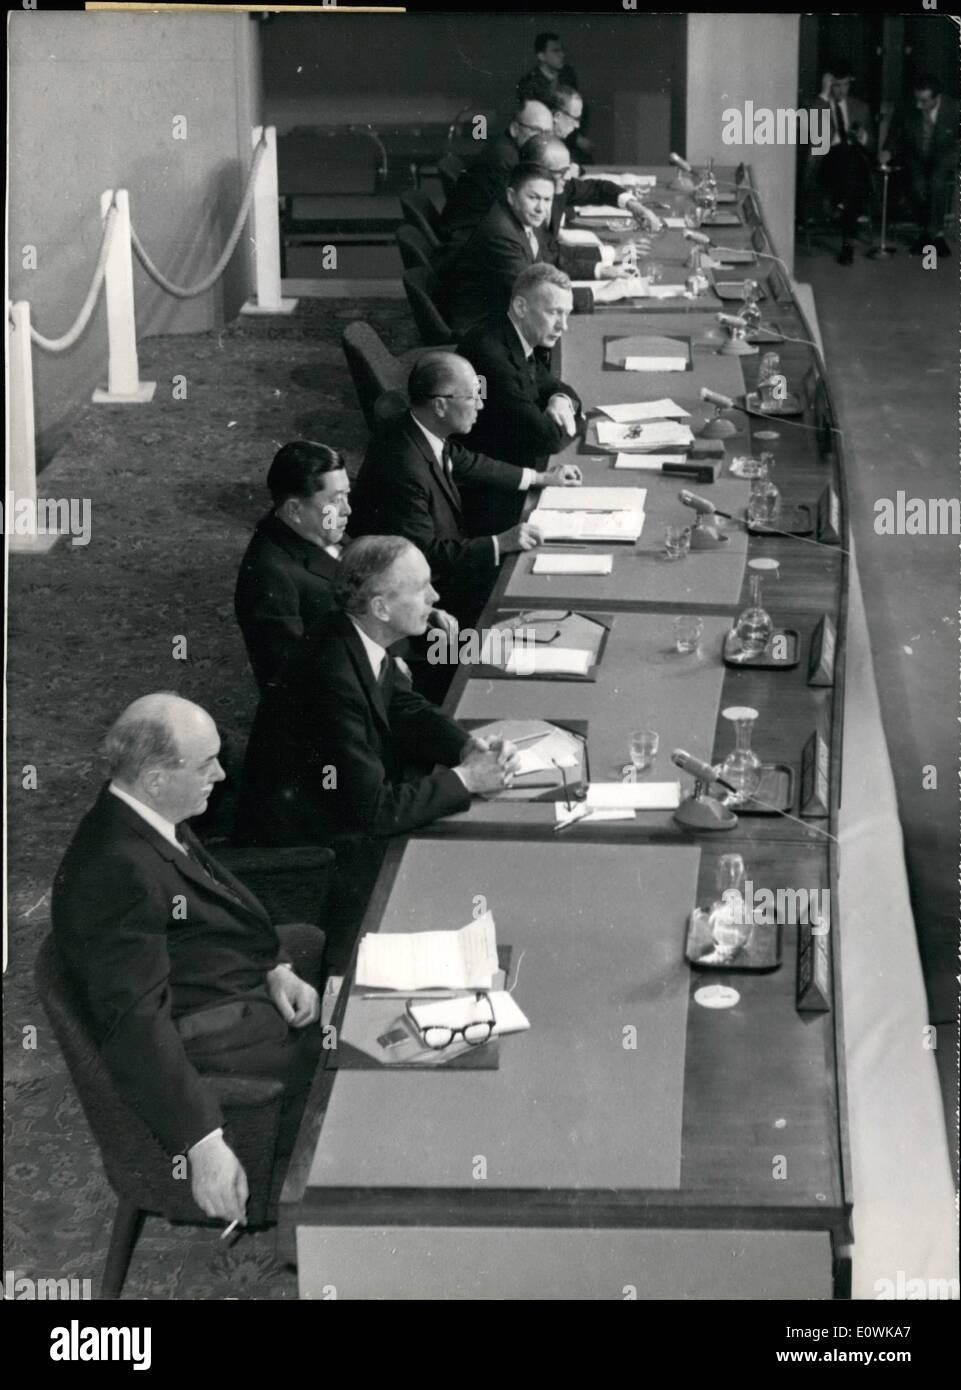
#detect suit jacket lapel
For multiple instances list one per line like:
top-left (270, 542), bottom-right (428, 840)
top-left (337, 611), bottom-right (393, 733)
top-left (404, 416), bottom-right (463, 519)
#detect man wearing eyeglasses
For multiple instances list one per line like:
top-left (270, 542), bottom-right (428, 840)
top-left (350, 353), bottom-right (579, 627)
top-left (518, 36), bottom-right (593, 161)
top-left (436, 97), bottom-right (554, 265)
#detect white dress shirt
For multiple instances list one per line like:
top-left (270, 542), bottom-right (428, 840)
top-left (348, 617), bottom-right (389, 682)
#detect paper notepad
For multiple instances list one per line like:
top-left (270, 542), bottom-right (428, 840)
top-left (356, 911), bottom-right (498, 991)
top-left (664, 216), bottom-right (687, 229)
top-left (588, 172), bottom-right (656, 188)
top-left (505, 647), bottom-right (592, 677)
top-left (598, 399), bottom-right (690, 422)
top-left (540, 486), bottom-right (647, 512)
top-left (585, 782), bottom-right (682, 810)
top-left (531, 510), bottom-right (644, 542)
top-left (532, 553), bottom-right (614, 576)
top-left (623, 355), bottom-right (688, 372)
top-left (645, 285), bottom-right (688, 299)
top-left (595, 420), bottom-right (694, 451)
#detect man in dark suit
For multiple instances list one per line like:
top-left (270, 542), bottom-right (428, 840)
top-left (885, 74), bottom-right (957, 256)
top-left (349, 353), bottom-right (577, 621)
top-left (458, 264), bottom-right (582, 492)
top-left (51, 693), bottom-right (323, 1229)
top-left (235, 536), bottom-right (521, 854)
top-left (517, 32), bottom-right (593, 161)
top-left (437, 97), bottom-right (553, 262)
top-left (811, 64), bottom-right (875, 265)
top-left (234, 440), bottom-right (459, 693)
top-left (442, 163), bottom-right (557, 337)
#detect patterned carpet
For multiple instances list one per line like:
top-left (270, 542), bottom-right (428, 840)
top-left (4, 297), bottom-right (420, 1299)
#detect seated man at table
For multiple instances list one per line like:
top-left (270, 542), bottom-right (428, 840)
top-left (884, 74), bottom-right (957, 256)
top-left (522, 133), bottom-right (657, 272)
top-left (234, 440), bottom-right (459, 694)
top-left (349, 353), bottom-right (578, 624)
top-left (235, 536), bottom-right (520, 853)
top-left (517, 32), bottom-right (592, 160)
top-left (444, 161), bottom-right (637, 337)
top-left (457, 265), bottom-right (582, 521)
top-left (437, 96), bottom-right (554, 264)
top-left (52, 693), bottom-right (325, 1230)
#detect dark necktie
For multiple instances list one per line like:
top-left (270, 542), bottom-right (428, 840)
top-left (440, 441), bottom-right (453, 478)
top-left (526, 351), bottom-right (539, 392)
top-left (176, 828), bottom-right (240, 901)
top-left (834, 99), bottom-right (847, 143)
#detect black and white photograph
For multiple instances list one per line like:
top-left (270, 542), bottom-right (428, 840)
top-left (4, 0), bottom-right (958, 1332)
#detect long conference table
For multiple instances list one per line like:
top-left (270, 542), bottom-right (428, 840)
top-left (279, 166), bottom-right (855, 1300)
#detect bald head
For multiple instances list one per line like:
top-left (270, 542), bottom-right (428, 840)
top-left (521, 134), bottom-right (571, 171)
top-left (408, 352), bottom-right (485, 438)
top-left (509, 98), bottom-right (553, 148)
top-left (105, 693), bottom-right (224, 824)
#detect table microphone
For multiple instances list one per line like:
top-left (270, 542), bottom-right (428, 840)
top-left (670, 152), bottom-right (694, 173)
top-left (670, 749), bottom-right (738, 830)
top-left (718, 312), bottom-right (748, 329)
top-left (678, 489), bottom-right (730, 549)
top-left (683, 229), bottom-right (712, 246)
top-left (700, 387), bottom-right (736, 410)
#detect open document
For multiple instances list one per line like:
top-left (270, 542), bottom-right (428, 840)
top-left (356, 911), bottom-right (498, 991)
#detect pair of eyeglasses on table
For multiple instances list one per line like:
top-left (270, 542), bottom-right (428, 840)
top-left (501, 610), bottom-right (573, 644)
top-left (405, 990), bottom-right (495, 1050)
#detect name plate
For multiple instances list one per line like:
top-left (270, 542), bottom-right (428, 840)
top-left (796, 921), bottom-right (831, 1013)
top-left (816, 483), bottom-right (841, 545)
top-left (800, 730), bottom-right (831, 817)
top-left (807, 613), bottom-right (837, 687)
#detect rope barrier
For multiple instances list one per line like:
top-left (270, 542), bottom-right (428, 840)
top-left (129, 134), bottom-right (268, 299)
top-left (28, 202), bottom-right (119, 352)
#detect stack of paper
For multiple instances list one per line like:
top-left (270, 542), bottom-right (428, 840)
top-left (531, 552), bottom-right (614, 576)
top-left (408, 992), bottom-right (530, 1039)
top-left (597, 399), bottom-right (691, 422)
top-left (585, 782), bottom-right (682, 810)
top-left (356, 912), bottom-right (498, 991)
top-left (530, 486), bottom-right (646, 544)
top-left (595, 419), bottom-right (694, 452)
top-left (587, 172), bottom-right (657, 188)
top-left (558, 227), bottom-right (603, 247)
top-left (504, 647), bottom-right (592, 677)
top-left (576, 204), bottom-right (632, 219)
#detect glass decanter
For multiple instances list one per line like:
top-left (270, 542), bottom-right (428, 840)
top-left (692, 159), bottom-right (718, 214)
top-left (729, 558), bottom-right (778, 659)
top-left (746, 459), bottom-right (781, 527)
top-left (714, 705), bottom-right (763, 807)
top-left (740, 279), bottom-right (762, 329)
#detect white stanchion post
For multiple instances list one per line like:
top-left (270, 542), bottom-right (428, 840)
top-left (5, 301), bottom-right (61, 553)
top-left (242, 126), bottom-right (298, 315)
top-left (92, 189), bottom-right (156, 403)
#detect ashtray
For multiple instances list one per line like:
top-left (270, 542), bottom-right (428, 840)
top-left (685, 908), bottom-right (783, 971)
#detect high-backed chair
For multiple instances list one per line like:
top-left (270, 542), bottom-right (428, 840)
top-left (396, 223), bottom-right (435, 273)
top-left (399, 189), bottom-right (442, 248)
top-left (402, 266), bottom-right (454, 346)
top-left (341, 321), bottom-right (410, 430)
top-left (37, 854), bottom-right (332, 1299)
top-left (437, 153), bottom-right (466, 200)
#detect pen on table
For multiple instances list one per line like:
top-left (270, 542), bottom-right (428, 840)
top-left (221, 1220), bottom-right (240, 1241)
top-left (359, 990), bottom-right (467, 1000)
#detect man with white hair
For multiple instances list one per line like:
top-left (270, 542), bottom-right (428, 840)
top-left (51, 693), bottom-right (323, 1231)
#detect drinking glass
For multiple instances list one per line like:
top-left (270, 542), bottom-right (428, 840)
top-left (673, 615), bottom-right (704, 654)
top-left (663, 524), bottom-right (691, 560)
top-left (629, 729), bottom-right (659, 772)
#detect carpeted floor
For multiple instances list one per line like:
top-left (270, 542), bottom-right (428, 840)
top-left (4, 298), bottom-right (420, 1299)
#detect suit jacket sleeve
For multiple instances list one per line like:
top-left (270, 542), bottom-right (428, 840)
top-left (535, 354), bottom-right (582, 416)
top-left (376, 464), bottom-right (498, 590)
top-left (567, 176), bottom-right (626, 207)
top-left (388, 681), bottom-right (473, 767)
top-left (56, 855), bottom-right (225, 1155)
top-left (235, 560), bottom-right (304, 687)
top-left (450, 441), bottom-right (523, 491)
top-left (478, 223), bottom-right (539, 310)
top-left (318, 676), bottom-right (471, 834)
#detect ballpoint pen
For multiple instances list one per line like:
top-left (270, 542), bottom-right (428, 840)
top-left (221, 1220), bottom-right (240, 1240)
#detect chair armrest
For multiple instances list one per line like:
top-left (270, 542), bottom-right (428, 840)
top-left (205, 1075), bottom-right (285, 1109)
top-left (216, 845), bottom-right (335, 876)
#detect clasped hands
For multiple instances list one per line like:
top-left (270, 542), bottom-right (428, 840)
top-left (457, 733), bottom-right (522, 796)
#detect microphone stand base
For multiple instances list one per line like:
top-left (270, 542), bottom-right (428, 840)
top-left (866, 244), bottom-right (897, 259)
top-left (674, 795), bottom-right (738, 831)
top-left (700, 417), bottom-right (738, 438)
top-left (719, 338), bottom-right (758, 356)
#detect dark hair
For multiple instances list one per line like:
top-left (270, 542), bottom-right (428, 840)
top-left (335, 536), bottom-right (415, 616)
top-left (407, 352), bottom-right (462, 406)
top-left (826, 59), bottom-right (853, 81)
top-left (267, 441), bottom-right (346, 506)
top-left (913, 73), bottom-right (941, 97)
top-left (508, 161), bottom-right (555, 193)
top-left (535, 32), bottom-right (559, 54)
